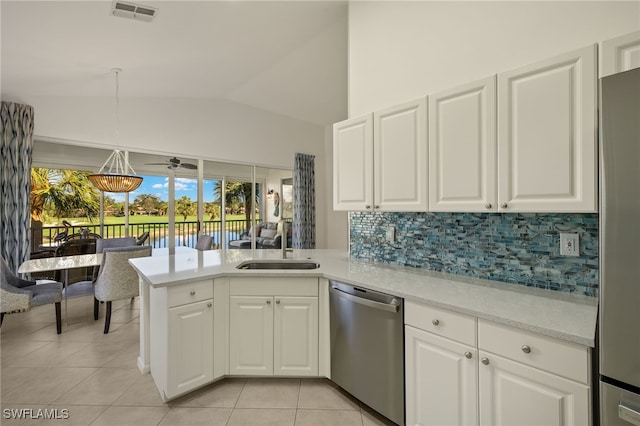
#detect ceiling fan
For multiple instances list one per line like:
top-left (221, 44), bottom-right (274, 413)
top-left (145, 157), bottom-right (197, 170)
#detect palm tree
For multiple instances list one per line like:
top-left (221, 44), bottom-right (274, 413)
top-left (175, 196), bottom-right (195, 221)
top-left (214, 181), bottom-right (260, 231)
top-left (30, 168), bottom-right (100, 222)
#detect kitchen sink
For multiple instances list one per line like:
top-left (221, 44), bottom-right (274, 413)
top-left (236, 260), bottom-right (320, 270)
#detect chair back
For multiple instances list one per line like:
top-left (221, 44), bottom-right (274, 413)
top-left (54, 239), bottom-right (97, 284)
top-left (96, 237), bottom-right (136, 253)
top-left (94, 246), bottom-right (152, 302)
top-left (195, 235), bottom-right (214, 251)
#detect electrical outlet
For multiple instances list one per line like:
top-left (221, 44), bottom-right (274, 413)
top-left (559, 233), bottom-right (579, 256)
top-left (386, 226), bottom-right (396, 242)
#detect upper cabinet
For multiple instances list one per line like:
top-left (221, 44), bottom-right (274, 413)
top-left (497, 44), bottom-right (597, 212)
top-left (601, 31), bottom-right (640, 77)
top-left (428, 76), bottom-right (497, 212)
top-left (333, 98), bottom-right (428, 211)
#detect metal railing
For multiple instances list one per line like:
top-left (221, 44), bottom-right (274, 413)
top-left (31, 218), bottom-right (266, 251)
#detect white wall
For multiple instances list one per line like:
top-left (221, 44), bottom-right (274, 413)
top-left (323, 125), bottom-right (349, 250)
top-left (348, 1), bottom-right (640, 116)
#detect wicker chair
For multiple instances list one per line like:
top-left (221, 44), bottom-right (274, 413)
top-left (0, 256), bottom-right (63, 334)
top-left (93, 246), bottom-right (152, 333)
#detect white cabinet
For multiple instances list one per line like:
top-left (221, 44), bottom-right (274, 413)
top-left (228, 278), bottom-right (319, 377)
top-left (478, 320), bottom-right (591, 426)
top-left (333, 114), bottom-right (373, 211)
top-left (601, 31), bottom-right (640, 77)
top-left (428, 76), bottom-right (497, 212)
top-left (405, 301), bottom-right (478, 426)
top-left (497, 45), bottom-right (597, 212)
top-left (149, 279), bottom-right (214, 401)
top-left (333, 98), bottom-right (427, 211)
top-left (405, 302), bottom-right (592, 426)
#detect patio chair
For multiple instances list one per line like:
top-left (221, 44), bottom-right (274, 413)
top-left (195, 234), bottom-right (214, 251)
top-left (0, 256), bottom-right (63, 334)
top-left (93, 245), bottom-right (152, 333)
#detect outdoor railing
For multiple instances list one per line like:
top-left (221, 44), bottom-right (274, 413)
top-left (32, 219), bottom-right (264, 251)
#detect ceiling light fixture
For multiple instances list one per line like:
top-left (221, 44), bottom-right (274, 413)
top-left (88, 69), bottom-right (143, 193)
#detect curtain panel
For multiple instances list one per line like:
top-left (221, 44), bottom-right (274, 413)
top-left (292, 153), bottom-right (315, 249)
top-left (0, 102), bottom-right (34, 272)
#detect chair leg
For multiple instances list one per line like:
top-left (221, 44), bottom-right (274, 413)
top-left (94, 297), bottom-right (99, 320)
top-left (104, 301), bottom-right (112, 334)
top-left (0, 312), bottom-right (4, 327)
top-left (55, 302), bottom-right (62, 334)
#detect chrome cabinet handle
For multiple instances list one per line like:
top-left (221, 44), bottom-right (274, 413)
top-left (485, 203), bottom-right (492, 209)
top-left (207, 302), bottom-right (212, 308)
top-left (521, 345), bottom-right (531, 354)
top-left (276, 299), bottom-right (281, 304)
top-left (374, 205), bottom-right (380, 209)
top-left (365, 205), bottom-right (371, 209)
top-left (481, 357), bottom-right (490, 365)
top-left (464, 351), bottom-right (472, 359)
top-left (266, 300), bottom-right (271, 304)
top-left (432, 319), bottom-right (440, 326)
top-left (190, 290), bottom-right (196, 296)
top-left (500, 202), bottom-right (508, 208)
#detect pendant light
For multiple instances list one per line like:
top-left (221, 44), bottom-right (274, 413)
top-left (88, 68), bottom-right (143, 193)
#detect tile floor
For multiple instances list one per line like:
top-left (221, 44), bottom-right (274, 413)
top-left (1, 294), bottom-right (396, 426)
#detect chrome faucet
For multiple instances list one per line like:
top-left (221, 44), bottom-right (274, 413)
top-left (281, 220), bottom-right (293, 259)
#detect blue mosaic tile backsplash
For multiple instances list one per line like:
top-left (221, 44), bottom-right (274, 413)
top-left (349, 212), bottom-right (599, 297)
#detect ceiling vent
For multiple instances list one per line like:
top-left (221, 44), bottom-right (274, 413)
top-left (111, 1), bottom-right (158, 22)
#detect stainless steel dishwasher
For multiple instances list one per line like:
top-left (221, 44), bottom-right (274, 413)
top-left (329, 281), bottom-right (404, 426)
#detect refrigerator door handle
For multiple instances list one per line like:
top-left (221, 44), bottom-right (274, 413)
top-left (619, 403), bottom-right (640, 426)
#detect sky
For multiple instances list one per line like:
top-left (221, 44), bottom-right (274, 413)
top-left (107, 175), bottom-right (218, 203)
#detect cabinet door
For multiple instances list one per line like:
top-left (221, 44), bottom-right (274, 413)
top-left (405, 326), bottom-right (478, 426)
top-left (333, 114), bottom-right (373, 211)
top-left (498, 45), bottom-right (597, 212)
top-left (479, 351), bottom-right (590, 426)
top-left (229, 296), bottom-right (273, 376)
top-left (167, 299), bottom-right (214, 398)
top-left (374, 98), bottom-right (428, 211)
top-left (601, 31), bottom-right (640, 77)
top-left (274, 296), bottom-right (318, 376)
top-left (429, 76), bottom-right (497, 212)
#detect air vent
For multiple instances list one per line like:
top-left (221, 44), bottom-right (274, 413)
top-left (111, 1), bottom-right (158, 22)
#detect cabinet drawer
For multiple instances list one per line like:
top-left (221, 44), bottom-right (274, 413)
top-left (405, 300), bottom-right (477, 346)
top-left (168, 280), bottom-right (214, 308)
top-left (478, 319), bottom-right (590, 384)
top-left (230, 277), bottom-right (318, 296)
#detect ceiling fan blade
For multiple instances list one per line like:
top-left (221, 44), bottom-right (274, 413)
top-left (180, 163), bottom-right (198, 169)
top-left (144, 162), bottom-right (170, 166)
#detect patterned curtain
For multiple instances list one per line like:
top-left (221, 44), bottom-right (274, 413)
top-left (0, 102), bottom-right (34, 272)
top-left (292, 153), bottom-right (315, 249)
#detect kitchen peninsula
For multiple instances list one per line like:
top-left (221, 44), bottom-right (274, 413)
top-left (129, 248), bottom-right (598, 425)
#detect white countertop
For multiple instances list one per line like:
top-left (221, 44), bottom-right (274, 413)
top-left (129, 248), bottom-right (598, 347)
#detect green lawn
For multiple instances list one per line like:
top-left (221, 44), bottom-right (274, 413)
top-left (44, 214), bottom-right (254, 227)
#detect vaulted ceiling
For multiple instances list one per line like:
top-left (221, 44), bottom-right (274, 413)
top-left (1, 1), bottom-right (348, 126)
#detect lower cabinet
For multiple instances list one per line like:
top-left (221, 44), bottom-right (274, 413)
top-left (405, 301), bottom-right (592, 426)
top-left (405, 325), bottom-right (478, 426)
top-left (228, 278), bottom-right (319, 377)
top-left (149, 279), bottom-right (214, 401)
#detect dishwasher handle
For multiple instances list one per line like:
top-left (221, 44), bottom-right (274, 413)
top-left (331, 286), bottom-right (400, 313)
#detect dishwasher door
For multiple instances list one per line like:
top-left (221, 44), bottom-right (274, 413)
top-left (329, 281), bottom-right (405, 426)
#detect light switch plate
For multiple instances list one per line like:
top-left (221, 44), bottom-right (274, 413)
top-left (559, 232), bottom-right (579, 256)
top-left (386, 226), bottom-right (396, 242)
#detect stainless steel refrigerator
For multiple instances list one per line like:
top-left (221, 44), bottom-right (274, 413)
top-left (599, 67), bottom-right (640, 426)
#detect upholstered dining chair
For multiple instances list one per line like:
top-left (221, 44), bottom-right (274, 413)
top-left (93, 245), bottom-right (152, 334)
top-left (93, 237), bottom-right (136, 280)
top-left (195, 234), bottom-right (214, 251)
top-left (0, 256), bottom-right (63, 334)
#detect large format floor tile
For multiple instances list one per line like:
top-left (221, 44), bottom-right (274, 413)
top-left (1, 295), bottom-right (402, 426)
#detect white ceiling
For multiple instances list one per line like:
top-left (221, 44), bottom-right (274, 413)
top-left (1, 0), bottom-right (348, 125)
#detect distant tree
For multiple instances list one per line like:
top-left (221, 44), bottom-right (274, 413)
top-left (175, 196), bottom-right (195, 221)
top-left (205, 202), bottom-right (221, 220)
top-left (214, 181), bottom-right (260, 231)
top-left (30, 168), bottom-right (100, 222)
top-left (133, 194), bottom-right (163, 213)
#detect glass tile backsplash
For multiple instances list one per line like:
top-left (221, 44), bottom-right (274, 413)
top-left (349, 212), bottom-right (599, 297)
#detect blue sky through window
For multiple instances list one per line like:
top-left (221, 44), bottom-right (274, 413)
top-left (107, 175), bottom-right (218, 203)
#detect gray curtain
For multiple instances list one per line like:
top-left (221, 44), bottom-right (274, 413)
top-left (292, 153), bottom-right (315, 249)
top-left (1, 102), bottom-right (34, 272)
